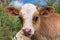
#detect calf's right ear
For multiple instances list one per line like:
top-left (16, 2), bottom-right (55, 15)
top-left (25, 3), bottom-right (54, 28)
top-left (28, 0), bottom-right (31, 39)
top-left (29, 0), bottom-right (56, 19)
top-left (5, 7), bottom-right (20, 16)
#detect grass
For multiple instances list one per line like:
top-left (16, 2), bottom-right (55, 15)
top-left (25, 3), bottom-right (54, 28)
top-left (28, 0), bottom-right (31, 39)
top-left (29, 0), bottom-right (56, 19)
top-left (0, 5), bottom-right (22, 40)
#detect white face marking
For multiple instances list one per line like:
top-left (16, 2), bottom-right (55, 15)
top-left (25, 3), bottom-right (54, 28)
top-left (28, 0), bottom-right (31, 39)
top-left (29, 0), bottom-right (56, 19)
top-left (20, 4), bottom-right (37, 35)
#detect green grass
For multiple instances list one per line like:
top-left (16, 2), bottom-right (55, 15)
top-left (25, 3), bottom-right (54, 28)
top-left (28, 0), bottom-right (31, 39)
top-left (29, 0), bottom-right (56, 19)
top-left (0, 6), bottom-right (22, 40)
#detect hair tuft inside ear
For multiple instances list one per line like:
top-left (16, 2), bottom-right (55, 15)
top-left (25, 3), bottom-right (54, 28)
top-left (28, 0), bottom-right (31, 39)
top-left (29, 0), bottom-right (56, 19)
top-left (45, 6), bottom-right (54, 13)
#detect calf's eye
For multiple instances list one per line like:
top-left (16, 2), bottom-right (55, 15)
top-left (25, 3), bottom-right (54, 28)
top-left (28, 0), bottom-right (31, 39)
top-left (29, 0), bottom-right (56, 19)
top-left (33, 16), bottom-right (39, 22)
top-left (19, 17), bottom-right (22, 20)
top-left (19, 17), bottom-right (23, 24)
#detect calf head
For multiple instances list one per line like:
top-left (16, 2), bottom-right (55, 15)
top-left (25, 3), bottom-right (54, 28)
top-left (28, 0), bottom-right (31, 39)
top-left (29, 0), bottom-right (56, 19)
top-left (5, 1), bottom-right (54, 37)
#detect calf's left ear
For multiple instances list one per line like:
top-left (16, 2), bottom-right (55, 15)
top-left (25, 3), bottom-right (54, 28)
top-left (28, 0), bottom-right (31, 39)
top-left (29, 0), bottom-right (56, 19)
top-left (5, 7), bottom-right (20, 16)
top-left (37, 6), bottom-right (54, 16)
top-left (41, 6), bottom-right (54, 15)
top-left (43, 6), bottom-right (54, 13)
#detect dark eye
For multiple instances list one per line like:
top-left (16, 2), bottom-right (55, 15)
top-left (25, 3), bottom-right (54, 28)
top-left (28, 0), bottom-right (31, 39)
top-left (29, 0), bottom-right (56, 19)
top-left (33, 16), bottom-right (39, 21)
top-left (19, 17), bottom-right (23, 22)
top-left (19, 17), bottom-right (22, 20)
top-left (19, 17), bottom-right (23, 24)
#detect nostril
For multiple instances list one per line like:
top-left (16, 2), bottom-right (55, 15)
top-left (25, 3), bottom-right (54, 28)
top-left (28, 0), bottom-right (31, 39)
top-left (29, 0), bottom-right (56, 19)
top-left (23, 28), bottom-right (31, 34)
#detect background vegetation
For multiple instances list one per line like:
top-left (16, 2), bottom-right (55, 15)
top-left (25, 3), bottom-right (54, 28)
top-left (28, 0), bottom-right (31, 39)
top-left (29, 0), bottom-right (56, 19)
top-left (0, 0), bottom-right (60, 40)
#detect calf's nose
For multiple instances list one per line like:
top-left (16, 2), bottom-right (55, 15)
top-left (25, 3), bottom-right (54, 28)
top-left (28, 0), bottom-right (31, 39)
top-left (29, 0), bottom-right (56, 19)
top-left (23, 28), bottom-right (31, 34)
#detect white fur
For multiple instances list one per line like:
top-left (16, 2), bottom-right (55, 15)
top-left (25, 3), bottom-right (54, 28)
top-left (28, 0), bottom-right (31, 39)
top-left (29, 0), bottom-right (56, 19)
top-left (20, 4), bottom-right (36, 35)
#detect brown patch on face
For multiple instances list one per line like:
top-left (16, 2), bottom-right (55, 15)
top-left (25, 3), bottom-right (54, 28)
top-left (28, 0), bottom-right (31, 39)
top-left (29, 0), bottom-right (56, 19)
top-left (19, 12), bottom-right (24, 26)
top-left (32, 10), bottom-right (41, 32)
top-left (19, 16), bottom-right (23, 25)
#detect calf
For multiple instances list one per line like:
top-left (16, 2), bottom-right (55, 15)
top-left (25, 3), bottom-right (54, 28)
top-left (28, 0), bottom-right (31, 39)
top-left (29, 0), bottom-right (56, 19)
top-left (5, 1), bottom-right (60, 40)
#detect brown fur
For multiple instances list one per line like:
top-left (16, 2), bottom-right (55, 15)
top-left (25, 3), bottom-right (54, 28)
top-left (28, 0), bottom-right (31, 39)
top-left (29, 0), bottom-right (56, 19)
top-left (32, 13), bottom-right (60, 40)
top-left (31, 7), bottom-right (60, 40)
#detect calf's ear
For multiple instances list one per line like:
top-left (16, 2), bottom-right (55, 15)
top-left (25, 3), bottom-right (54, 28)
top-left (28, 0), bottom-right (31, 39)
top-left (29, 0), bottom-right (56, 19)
top-left (38, 6), bottom-right (54, 16)
top-left (5, 7), bottom-right (20, 16)
top-left (41, 6), bottom-right (54, 15)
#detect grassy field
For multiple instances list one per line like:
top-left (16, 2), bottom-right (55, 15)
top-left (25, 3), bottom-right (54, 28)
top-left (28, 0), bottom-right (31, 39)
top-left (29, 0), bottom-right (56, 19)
top-left (0, 5), bottom-right (22, 40)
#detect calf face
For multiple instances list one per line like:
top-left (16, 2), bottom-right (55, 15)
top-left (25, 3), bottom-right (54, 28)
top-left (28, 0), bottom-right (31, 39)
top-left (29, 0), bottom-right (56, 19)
top-left (5, 2), bottom-right (39, 37)
top-left (5, 1), bottom-right (54, 38)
